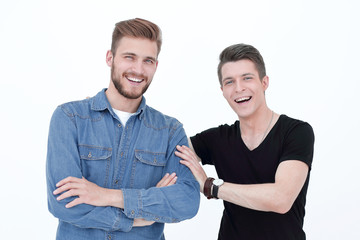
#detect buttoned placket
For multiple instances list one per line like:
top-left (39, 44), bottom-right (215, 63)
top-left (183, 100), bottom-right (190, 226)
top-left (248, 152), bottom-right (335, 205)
top-left (112, 121), bottom-right (123, 188)
top-left (112, 115), bottom-right (136, 190)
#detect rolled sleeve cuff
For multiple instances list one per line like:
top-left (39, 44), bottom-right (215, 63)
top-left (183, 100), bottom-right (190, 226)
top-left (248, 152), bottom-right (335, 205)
top-left (112, 207), bottom-right (134, 232)
top-left (122, 188), bottom-right (142, 219)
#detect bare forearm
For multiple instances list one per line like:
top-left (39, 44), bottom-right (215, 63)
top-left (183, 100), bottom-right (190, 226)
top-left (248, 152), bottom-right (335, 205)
top-left (105, 189), bottom-right (124, 209)
top-left (218, 182), bottom-right (292, 214)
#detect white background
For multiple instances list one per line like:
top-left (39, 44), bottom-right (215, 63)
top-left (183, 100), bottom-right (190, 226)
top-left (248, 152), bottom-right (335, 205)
top-left (1, 0), bottom-right (359, 239)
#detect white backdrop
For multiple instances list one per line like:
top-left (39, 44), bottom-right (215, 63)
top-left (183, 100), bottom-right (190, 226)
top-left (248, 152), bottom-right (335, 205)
top-left (1, 0), bottom-right (359, 239)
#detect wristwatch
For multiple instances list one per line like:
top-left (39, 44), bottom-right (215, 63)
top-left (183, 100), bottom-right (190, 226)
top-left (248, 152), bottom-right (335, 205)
top-left (204, 177), bottom-right (215, 199)
top-left (212, 179), bottom-right (224, 199)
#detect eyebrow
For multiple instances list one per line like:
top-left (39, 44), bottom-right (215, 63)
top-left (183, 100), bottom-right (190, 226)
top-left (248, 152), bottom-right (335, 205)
top-left (222, 73), bottom-right (255, 83)
top-left (241, 73), bottom-right (255, 77)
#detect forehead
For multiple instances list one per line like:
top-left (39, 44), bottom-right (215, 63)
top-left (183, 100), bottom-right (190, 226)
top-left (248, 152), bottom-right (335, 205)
top-left (222, 59), bottom-right (259, 78)
top-left (115, 36), bottom-right (158, 59)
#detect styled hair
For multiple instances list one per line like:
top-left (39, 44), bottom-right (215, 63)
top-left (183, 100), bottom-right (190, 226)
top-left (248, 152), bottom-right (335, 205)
top-left (111, 18), bottom-right (162, 56)
top-left (217, 43), bottom-right (266, 85)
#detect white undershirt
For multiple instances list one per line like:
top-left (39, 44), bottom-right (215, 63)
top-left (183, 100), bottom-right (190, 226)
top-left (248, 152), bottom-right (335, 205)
top-left (112, 108), bottom-right (135, 126)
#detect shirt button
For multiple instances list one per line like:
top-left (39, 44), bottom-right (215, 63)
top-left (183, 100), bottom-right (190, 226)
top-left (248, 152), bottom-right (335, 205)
top-left (115, 180), bottom-right (119, 184)
top-left (108, 235), bottom-right (112, 240)
top-left (88, 152), bottom-right (92, 158)
top-left (118, 124), bottom-right (121, 127)
top-left (131, 210), bottom-right (135, 215)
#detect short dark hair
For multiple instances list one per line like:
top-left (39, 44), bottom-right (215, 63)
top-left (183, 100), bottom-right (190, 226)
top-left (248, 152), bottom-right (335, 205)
top-left (111, 18), bottom-right (162, 56)
top-left (217, 43), bottom-right (266, 85)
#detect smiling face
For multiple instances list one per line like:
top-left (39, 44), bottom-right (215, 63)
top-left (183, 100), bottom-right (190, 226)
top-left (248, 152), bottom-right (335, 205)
top-left (107, 36), bottom-right (158, 100)
top-left (221, 59), bottom-right (269, 119)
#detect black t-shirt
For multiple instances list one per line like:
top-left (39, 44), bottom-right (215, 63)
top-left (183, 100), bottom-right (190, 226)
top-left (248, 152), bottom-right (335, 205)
top-left (190, 115), bottom-right (314, 240)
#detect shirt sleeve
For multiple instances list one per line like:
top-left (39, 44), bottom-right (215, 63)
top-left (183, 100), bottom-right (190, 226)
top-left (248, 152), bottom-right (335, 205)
top-left (46, 106), bottom-right (133, 232)
top-left (121, 122), bottom-right (200, 223)
top-left (280, 122), bottom-right (315, 169)
top-left (190, 128), bottom-right (218, 165)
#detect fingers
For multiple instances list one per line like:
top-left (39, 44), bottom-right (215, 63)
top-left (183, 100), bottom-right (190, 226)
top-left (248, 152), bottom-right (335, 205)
top-left (176, 144), bottom-right (193, 154)
top-left (156, 173), bottom-right (169, 187)
top-left (175, 145), bottom-right (208, 191)
top-left (53, 176), bottom-right (107, 208)
top-left (53, 182), bottom-right (80, 196)
top-left (53, 184), bottom-right (82, 208)
top-left (133, 218), bottom-right (155, 227)
top-left (53, 177), bottom-right (85, 207)
top-left (179, 159), bottom-right (191, 167)
top-left (168, 174), bottom-right (177, 185)
top-left (175, 145), bottom-right (191, 156)
top-left (65, 197), bottom-right (83, 208)
top-left (53, 177), bottom-right (84, 195)
top-left (55, 186), bottom-right (83, 201)
top-left (175, 145), bottom-right (199, 162)
top-left (156, 173), bottom-right (177, 187)
top-left (56, 176), bottom-right (82, 188)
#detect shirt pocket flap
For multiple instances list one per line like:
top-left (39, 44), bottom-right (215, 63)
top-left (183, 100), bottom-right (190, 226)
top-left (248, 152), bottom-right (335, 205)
top-left (79, 145), bottom-right (112, 160)
top-left (135, 150), bottom-right (166, 167)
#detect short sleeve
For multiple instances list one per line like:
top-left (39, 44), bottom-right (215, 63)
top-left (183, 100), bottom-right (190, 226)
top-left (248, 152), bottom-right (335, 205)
top-left (280, 122), bottom-right (315, 169)
top-left (190, 129), bottom-right (217, 165)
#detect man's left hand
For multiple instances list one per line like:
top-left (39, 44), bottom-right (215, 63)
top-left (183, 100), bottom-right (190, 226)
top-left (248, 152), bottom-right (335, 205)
top-left (53, 173), bottom-right (178, 209)
top-left (53, 176), bottom-right (110, 208)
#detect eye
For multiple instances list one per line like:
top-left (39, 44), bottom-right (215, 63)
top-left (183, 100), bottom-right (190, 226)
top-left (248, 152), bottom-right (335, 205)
top-left (244, 76), bottom-right (253, 81)
top-left (124, 55), bottom-right (134, 60)
top-left (145, 59), bottom-right (155, 64)
top-left (224, 80), bottom-right (233, 85)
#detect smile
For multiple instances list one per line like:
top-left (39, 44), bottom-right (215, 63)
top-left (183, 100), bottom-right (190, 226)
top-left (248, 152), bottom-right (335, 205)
top-left (127, 76), bottom-right (144, 83)
top-left (235, 96), bottom-right (251, 103)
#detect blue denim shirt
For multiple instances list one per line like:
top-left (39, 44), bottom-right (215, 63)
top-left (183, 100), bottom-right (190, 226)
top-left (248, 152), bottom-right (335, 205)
top-left (46, 89), bottom-right (200, 240)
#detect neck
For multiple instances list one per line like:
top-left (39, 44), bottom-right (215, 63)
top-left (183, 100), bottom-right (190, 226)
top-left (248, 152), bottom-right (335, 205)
top-left (239, 106), bottom-right (277, 150)
top-left (106, 83), bottom-right (142, 113)
top-left (239, 106), bottom-right (273, 136)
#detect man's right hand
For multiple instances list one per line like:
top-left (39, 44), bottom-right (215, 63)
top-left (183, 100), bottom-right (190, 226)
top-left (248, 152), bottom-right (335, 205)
top-left (156, 172), bottom-right (177, 187)
top-left (175, 145), bottom-right (207, 193)
top-left (133, 173), bottom-right (177, 227)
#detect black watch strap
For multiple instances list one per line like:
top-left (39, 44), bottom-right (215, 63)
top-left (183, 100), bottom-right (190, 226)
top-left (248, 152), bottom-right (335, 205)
top-left (212, 184), bottom-right (220, 199)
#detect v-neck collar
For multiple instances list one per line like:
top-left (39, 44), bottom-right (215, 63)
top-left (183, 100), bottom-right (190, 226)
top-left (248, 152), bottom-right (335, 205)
top-left (237, 114), bottom-right (283, 152)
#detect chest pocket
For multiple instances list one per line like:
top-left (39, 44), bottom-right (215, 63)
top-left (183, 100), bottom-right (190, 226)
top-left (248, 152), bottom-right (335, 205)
top-left (79, 145), bottom-right (112, 187)
top-left (132, 150), bottom-right (167, 188)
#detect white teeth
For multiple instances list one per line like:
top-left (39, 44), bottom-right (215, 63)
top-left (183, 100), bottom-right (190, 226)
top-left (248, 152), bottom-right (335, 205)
top-left (235, 97), bottom-right (251, 103)
top-left (128, 77), bottom-right (143, 82)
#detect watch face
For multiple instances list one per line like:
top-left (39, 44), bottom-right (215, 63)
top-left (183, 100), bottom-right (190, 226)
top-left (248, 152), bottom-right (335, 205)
top-left (213, 179), bottom-right (224, 186)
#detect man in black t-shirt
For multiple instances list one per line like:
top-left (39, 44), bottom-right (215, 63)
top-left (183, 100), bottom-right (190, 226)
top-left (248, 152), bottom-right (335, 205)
top-left (175, 44), bottom-right (314, 240)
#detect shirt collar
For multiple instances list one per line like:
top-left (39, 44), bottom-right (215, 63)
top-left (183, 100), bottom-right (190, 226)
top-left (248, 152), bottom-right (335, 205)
top-left (91, 88), bottom-right (146, 120)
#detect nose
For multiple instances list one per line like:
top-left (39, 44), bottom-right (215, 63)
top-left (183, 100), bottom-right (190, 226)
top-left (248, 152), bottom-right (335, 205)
top-left (234, 79), bottom-right (245, 92)
top-left (131, 60), bottom-right (145, 74)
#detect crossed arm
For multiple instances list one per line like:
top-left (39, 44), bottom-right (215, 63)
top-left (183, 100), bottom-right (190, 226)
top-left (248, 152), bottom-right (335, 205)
top-left (47, 107), bottom-right (200, 231)
top-left (175, 142), bottom-right (309, 214)
top-left (53, 173), bottom-right (177, 226)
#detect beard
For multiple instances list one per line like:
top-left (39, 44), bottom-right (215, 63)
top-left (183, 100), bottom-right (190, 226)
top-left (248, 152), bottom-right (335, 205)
top-left (111, 65), bottom-right (151, 99)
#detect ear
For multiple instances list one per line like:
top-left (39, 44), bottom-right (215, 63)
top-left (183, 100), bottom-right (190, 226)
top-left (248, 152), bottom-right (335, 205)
top-left (220, 85), bottom-right (226, 99)
top-left (106, 50), bottom-right (113, 67)
top-left (261, 76), bottom-right (269, 91)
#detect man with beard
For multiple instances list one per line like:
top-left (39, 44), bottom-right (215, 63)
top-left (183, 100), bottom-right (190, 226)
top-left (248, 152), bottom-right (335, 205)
top-left (46, 18), bottom-right (200, 240)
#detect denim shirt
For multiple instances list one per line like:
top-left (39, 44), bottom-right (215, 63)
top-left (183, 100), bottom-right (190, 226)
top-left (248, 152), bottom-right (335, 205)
top-left (46, 89), bottom-right (200, 240)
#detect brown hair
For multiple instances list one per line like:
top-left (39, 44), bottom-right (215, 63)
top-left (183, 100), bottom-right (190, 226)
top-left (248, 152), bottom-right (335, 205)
top-left (111, 18), bottom-right (162, 56)
top-left (217, 43), bottom-right (266, 85)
